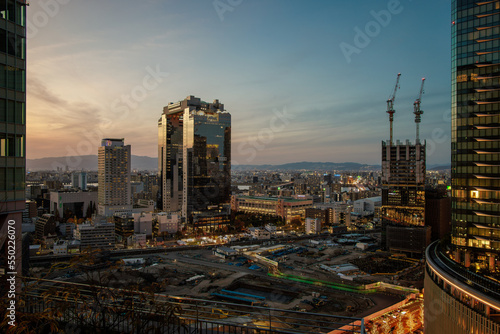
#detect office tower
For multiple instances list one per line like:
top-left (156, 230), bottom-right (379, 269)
top-left (424, 2), bottom-right (500, 333)
top-left (450, 0), bottom-right (500, 273)
top-left (72, 171), bottom-right (88, 190)
top-left (97, 138), bottom-right (132, 216)
top-left (0, 1), bottom-right (26, 277)
top-left (158, 96), bottom-right (231, 228)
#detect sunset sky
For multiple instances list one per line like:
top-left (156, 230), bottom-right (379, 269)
top-left (27, 0), bottom-right (451, 166)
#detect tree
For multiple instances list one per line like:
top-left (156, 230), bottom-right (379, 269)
top-left (290, 218), bottom-right (302, 229)
top-left (54, 208), bottom-right (61, 222)
top-left (86, 201), bottom-right (93, 218)
top-left (0, 249), bottom-right (185, 333)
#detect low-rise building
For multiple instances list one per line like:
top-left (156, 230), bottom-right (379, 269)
top-left (248, 227), bottom-right (271, 240)
top-left (74, 222), bottom-right (115, 251)
top-left (264, 224), bottom-right (277, 234)
top-left (214, 246), bottom-right (238, 258)
top-left (35, 214), bottom-right (56, 240)
top-left (133, 212), bottom-right (153, 237)
top-left (157, 212), bottom-right (179, 235)
top-left (53, 240), bottom-right (68, 255)
top-left (305, 218), bottom-right (321, 234)
top-left (353, 196), bottom-right (381, 216)
top-left (127, 234), bottom-right (146, 248)
top-left (305, 207), bottom-right (334, 225)
top-left (50, 190), bottom-right (97, 219)
top-left (231, 195), bottom-right (313, 223)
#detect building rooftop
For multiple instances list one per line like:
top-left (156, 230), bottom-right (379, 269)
top-left (237, 195), bottom-right (312, 203)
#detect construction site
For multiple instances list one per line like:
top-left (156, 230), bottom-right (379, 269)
top-left (30, 235), bottom-right (425, 332)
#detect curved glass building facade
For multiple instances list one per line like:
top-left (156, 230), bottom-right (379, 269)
top-left (425, 241), bottom-right (500, 333)
top-left (451, 0), bottom-right (500, 273)
top-left (425, 1), bottom-right (500, 333)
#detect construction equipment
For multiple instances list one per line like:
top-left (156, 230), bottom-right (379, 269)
top-left (386, 73), bottom-right (401, 146)
top-left (413, 78), bottom-right (425, 144)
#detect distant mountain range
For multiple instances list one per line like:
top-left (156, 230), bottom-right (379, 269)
top-left (27, 156), bottom-right (450, 172)
top-left (27, 155), bottom-right (158, 171)
top-left (428, 164), bottom-right (451, 171)
top-left (232, 162), bottom-right (380, 171)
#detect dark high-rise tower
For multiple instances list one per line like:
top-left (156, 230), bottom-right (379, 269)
top-left (0, 1), bottom-right (26, 277)
top-left (450, 0), bottom-right (500, 272)
top-left (158, 96), bottom-right (231, 223)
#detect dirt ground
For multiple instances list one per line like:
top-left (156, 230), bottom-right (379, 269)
top-left (32, 241), bottom-right (419, 319)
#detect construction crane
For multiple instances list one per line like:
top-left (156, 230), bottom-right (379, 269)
top-left (413, 78), bottom-right (425, 144)
top-left (386, 73), bottom-right (401, 146)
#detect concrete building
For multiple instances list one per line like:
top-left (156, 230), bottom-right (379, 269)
top-left (113, 214), bottom-right (135, 242)
top-left (231, 195), bottom-right (313, 224)
top-left (72, 172), bottom-right (88, 190)
top-left (0, 0), bottom-right (26, 277)
top-left (248, 227), bottom-right (271, 240)
top-left (74, 221), bottom-right (115, 251)
top-left (98, 138), bottom-right (132, 217)
top-left (58, 222), bottom-right (76, 237)
top-left (157, 212), bottom-right (179, 235)
top-left (191, 210), bottom-right (231, 234)
top-left (353, 196), bottom-right (381, 216)
top-left (133, 212), bottom-right (153, 237)
top-left (127, 234), bottom-right (146, 248)
top-left (50, 190), bottom-right (97, 219)
top-left (53, 240), bottom-right (68, 255)
top-left (305, 207), bottom-right (334, 225)
top-left (35, 214), bottom-right (56, 240)
top-left (158, 96), bottom-right (231, 223)
top-left (24, 200), bottom-right (37, 220)
top-left (264, 224), bottom-right (277, 234)
top-left (305, 218), bottom-right (321, 234)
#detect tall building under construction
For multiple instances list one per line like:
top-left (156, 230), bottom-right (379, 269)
top-left (381, 75), bottom-right (431, 256)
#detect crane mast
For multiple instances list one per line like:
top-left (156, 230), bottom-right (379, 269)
top-left (387, 73), bottom-right (401, 146)
top-left (414, 78), bottom-right (425, 144)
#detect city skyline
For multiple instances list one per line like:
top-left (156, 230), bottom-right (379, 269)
top-left (27, 0), bottom-right (451, 165)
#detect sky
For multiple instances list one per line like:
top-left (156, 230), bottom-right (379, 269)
top-left (26, 0), bottom-right (451, 166)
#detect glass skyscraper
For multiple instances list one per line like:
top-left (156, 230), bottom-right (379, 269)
top-left (0, 0), bottom-right (26, 276)
top-left (158, 96), bottom-right (231, 226)
top-left (451, 0), bottom-right (500, 272)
